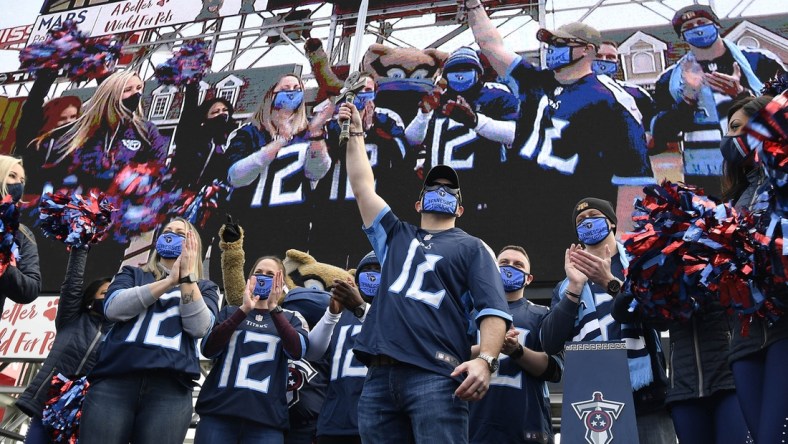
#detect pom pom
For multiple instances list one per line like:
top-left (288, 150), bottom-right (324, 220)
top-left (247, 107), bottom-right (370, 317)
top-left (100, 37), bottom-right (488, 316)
top-left (0, 195), bottom-right (20, 277)
top-left (19, 20), bottom-right (121, 82)
top-left (38, 190), bottom-right (116, 249)
top-left (170, 179), bottom-right (232, 228)
top-left (42, 374), bottom-right (90, 443)
top-left (154, 39), bottom-right (212, 86)
top-left (622, 181), bottom-right (750, 322)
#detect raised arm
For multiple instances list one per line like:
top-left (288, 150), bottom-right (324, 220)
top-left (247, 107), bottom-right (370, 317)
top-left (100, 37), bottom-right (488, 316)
top-left (338, 103), bottom-right (387, 227)
top-left (466, 0), bottom-right (519, 78)
top-left (55, 247), bottom-right (88, 330)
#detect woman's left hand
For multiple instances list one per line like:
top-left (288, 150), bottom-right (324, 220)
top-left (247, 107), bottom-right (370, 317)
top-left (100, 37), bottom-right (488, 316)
top-left (179, 231), bottom-right (198, 278)
top-left (308, 101), bottom-right (335, 136)
top-left (267, 270), bottom-right (285, 311)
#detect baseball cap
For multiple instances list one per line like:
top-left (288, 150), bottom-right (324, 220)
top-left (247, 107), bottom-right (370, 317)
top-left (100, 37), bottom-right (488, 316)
top-left (444, 47), bottom-right (483, 73)
top-left (423, 165), bottom-right (460, 189)
top-left (537, 22), bottom-right (602, 48)
top-left (572, 197), bottom-right (617, 230)
top-left (671, 5), bottom-right (721, 36)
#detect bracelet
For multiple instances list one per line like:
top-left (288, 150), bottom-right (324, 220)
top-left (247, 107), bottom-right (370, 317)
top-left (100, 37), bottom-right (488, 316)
top-left (508, 344), bottom-right (524, 360)
top-left (308, 134), bottom-right (324, 141)
top-left (565, 289), bottom-right (581, 299)
top-left (349, 131), bottom-right (365, 137)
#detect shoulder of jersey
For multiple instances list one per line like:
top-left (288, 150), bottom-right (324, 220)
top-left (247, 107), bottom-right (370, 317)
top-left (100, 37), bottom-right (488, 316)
top-left (375, 107), bottom-right (406, 129)
top-left (526, 300), bottom-right (550, 316)
top-left (283, 308), bottom-right (310, 332)
top-left (482, 81), bottom-right (514, 93)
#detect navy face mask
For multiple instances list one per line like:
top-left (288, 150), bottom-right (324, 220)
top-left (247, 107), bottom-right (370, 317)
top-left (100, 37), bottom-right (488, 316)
top-left (155, 232), bottom-right (184, 258)
top-left (122, 93), bottom-right (142, 112)
top-left (253, 274), bottom-right (273, 300)
top-left (546, 45), bottom-right (574, 70)
top-left (720, 134), bottom-right (758, 166)
top-left (353, 91), bottom-right (376, 111)
top-left (499, 265), bottom-right (527, 293)
top-left (683, 24), bottom-right (718, 49)
top-left (273, 90), bottom-right (304, 111)
top-left (358, 271), bottom-right (381, 298)
top-left (576, 217), bottom-right (610, 245)
top-left (592, 60), bottom-right (618, 76)
top-left (446, 70), bottom-right (477, 92)
top-left (5, 183), bottom-right (24, 202)
top-left (421, 185), bottom-right (460, 216)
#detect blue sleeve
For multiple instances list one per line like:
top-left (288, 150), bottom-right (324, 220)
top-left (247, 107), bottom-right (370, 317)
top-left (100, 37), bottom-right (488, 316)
top-left (104, 266), bottom-right (138, 308)
top-left (362, 206), bottom-right (399, 265)
top-left (467, 243), bottom-right (512, 328)
top-left (225, 126), bottom-right (256, 166)
top-left (288, 312), bottom-right (310, 359)
top-left (606, 99), bottom-right (653, 180)
top-left (507, 56), bottom-right (553, 94)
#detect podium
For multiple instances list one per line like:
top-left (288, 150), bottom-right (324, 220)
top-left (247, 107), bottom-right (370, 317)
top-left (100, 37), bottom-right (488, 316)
top-left (561, 341), bottom-right (640, 444)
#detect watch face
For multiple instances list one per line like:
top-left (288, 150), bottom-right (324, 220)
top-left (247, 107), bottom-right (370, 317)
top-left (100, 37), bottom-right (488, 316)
top-left (490, 358), bottom-right (500, 373)
top-left (608, 280), bottom-right (621, 293)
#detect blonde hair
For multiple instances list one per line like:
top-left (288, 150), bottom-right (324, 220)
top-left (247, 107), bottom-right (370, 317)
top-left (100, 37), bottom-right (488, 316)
top-left (51, 71), bottom-right (149, 163)
top-left (249, 73), bottom-right (308, 136)
top-left (0, 155), bottom-right (23, 198)
top-left (142, 217), bottom-right (204, 281)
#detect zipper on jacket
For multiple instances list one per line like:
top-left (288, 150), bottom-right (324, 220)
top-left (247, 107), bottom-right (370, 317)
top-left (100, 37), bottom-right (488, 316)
top-left (75, 329), bottom-right (103, 376)
top-left (761, 320), bottom-right (768, 350)
top-left (669, 341), bottom-right (675, 389)
top-left (692, 317), bottom-right (704, 397)
top-left (32, 366), bottom-right (58, 401)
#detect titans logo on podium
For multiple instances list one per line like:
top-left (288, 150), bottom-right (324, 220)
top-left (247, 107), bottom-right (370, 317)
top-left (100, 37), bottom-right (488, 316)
top-left (571, 391), bottom-right (625, 444)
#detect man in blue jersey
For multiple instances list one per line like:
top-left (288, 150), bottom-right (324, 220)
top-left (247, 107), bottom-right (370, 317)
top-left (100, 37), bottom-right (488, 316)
top-left (540, 198), bottom-right (676, 444)
top-left (469, 245), bottom-right (562, 444)
top-left (465, 1), bottom-right (653, 280)
top-left (651, 4), bottom-right (785, 192)
top-left (337, 102), bottom-right (512, 443)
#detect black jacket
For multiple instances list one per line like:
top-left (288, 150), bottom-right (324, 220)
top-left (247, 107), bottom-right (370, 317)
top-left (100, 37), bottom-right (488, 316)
top-left (612, 295), bottom-right (736, 404)
top-left (15, 248), bottom-right (108, 418)
top-left (0, 225), bottom-right (41, 309)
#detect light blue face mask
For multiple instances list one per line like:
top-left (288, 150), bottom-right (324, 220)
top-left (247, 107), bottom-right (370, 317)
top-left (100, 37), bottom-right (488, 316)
top-left (576, 217), bottom-right (610, 245)
top-left (155, 232), bottom-right (184, 258)
top-left (446, 70), bottom-right (477, 92)
top-left (273, 90), bottom-right (304, 111)
top-left (546, 45), bottom-right (573, 70)
top-left (499, 265), bottom-right (527, 292)
top-left (353, 91), bottom-right (376, 110)
top-left (592, 60), bottom-right (618, 76)
top-left (682, 23), bottom-right (718, 49)
top-left (421, 185), bottom-right (460, 216)
top-left (358, 271), bottom-right (381, 298)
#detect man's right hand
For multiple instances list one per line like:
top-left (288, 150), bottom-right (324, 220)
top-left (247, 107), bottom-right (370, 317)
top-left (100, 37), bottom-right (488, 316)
top-left (220, 215), bottom-right (242, 243)
top-left (337, 102), bottom-right (363, 133)
top-left (564, 244), bottom-right (589, 290)
top-left (419, 86), bottom-right (443, 113)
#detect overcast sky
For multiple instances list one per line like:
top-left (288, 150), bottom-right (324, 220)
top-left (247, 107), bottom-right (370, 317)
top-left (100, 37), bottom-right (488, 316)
top-left (0, 0), bottom-right (785, 76)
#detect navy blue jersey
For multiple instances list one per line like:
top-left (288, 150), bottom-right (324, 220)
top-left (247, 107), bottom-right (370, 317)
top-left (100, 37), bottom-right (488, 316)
top-left (195, 306), bottom-right (308, 429)
top-left (89, 266), bottom-right (220, 381)
top-left (354, 207), bottom-right (512, 378)
top-left (316, 312), bottom-right (367, 436)
top-left (469, 298), bottom-right (556, 444)
top-left (423, 84), bottom-right (519, 173)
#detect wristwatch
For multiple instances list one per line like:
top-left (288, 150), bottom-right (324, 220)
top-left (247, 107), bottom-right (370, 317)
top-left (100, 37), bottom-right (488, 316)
top-left (352, 303), bottom-right (367, 319)
top-left (476, 353), bottom-right (500, 373)
top-left (178, 273), bottom-right (198, 284)
top-left (607, 279), bottom-right (621, 296)
top-left (270, 306), bottom-right (284, 315)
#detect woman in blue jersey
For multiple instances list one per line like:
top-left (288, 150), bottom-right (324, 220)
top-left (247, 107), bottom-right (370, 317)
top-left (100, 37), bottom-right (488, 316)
top-left (195, 256), bottom-right (308, 444)
top-left (80, 217), bottom-right (220, 444)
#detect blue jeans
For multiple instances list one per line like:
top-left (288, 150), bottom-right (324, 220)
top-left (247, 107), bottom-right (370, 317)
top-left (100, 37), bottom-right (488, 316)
top-left (670, 390), bottom-right (749, 444)
top-left (195, 415), bottom-right (284, 444)
top-left (358, 364), bottom-right (468, 444)
top-left (24, 417), bottom-right (51, 444)
top-left (636, 408), bottom-right (677, 444)
top-left (80, 373), bottom-right (193, 444)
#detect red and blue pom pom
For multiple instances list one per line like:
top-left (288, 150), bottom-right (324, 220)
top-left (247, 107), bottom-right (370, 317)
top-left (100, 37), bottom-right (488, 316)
top-left (170, 179), bottom-right (231, 228)
top-left (42, 374), bottom-right (90, 443)
top-left (623, 182), bottom-right (750, 322)
top-left (19, 20), bottom-right (121, 82)
top-left (0, 195), bottom-right (20, 277)
top-left (154, 39), bottom-right (212, 86)
top-left (38, 190), bottom-right (116, 249)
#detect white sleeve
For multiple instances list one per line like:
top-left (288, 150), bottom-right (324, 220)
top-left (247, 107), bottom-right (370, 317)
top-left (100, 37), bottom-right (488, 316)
top-left (404, 110), bottom-right (433, 146)
top-left (474, 113), bottom-right (516, 146)
top-left (228, 147), bottom-right (275, 187)
top-left (304, 307), bottom-right (342, 361)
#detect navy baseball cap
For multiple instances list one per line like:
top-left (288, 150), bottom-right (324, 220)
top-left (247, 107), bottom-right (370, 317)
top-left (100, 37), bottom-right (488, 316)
top-left (423, 165), bottom-right (460, 189)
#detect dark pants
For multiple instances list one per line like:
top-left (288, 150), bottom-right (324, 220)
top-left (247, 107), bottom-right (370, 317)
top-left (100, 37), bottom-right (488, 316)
top-left (195, 415), bottom-right (284, 444)
top-left (24, 417), bottom-right (51, 444)
top-left (80, 373), bottom-right (193, 444)
top-left (670, 390), bottom-right (749, 444)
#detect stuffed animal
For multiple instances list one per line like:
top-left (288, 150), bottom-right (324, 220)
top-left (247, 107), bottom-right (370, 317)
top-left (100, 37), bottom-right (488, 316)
top-left (282, 248), bottom-right (353, 292)
top-left (305, 39), bottom-right (447, 123)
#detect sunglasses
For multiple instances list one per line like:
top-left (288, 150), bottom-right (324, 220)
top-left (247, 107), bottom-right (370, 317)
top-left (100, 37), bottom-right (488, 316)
top-left (537, 31), bottom-right (592, 48)
top-left (423, 183), bottom-right (460, 196)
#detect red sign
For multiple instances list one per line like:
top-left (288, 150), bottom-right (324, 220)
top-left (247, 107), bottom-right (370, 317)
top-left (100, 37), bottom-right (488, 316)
top-left (0, 24), bottom-right (32, 49)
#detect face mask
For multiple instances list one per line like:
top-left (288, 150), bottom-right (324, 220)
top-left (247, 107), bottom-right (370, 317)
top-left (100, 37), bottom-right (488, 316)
top-left (683, 24), bottom-right (719, 49)
top-left (421, 185), bottom-right (460, 216)
top-left (353, 91), bottom-right (376, 111)
top-left (253, 274), bottom-right (273, 300)
top-left (720, 135), bottom-right (759, 166)
top-left (592, 60), bottom-right (618, 76)
top-left (155, 232), bottom-right (184, 258)
top-left (546, 45), bottom-right (575, 70)
top-left (358, 270), bottom-right (381, 298)
top-left (91, 298), bottom-right (105, 316)
top-left (204, 114), bottom-right (233, 137)
top-left (273, 90), bottom-right (304, 111)
top-left (499, 265), bottom-right (527, 293)
top-left (446, 70), bottom-right (477, 92)
top-left (5, 183), bottom-right (24, 202)
top-left (122, 93), bottom-right (142, 113)
top-left (576, 217), bottom-right (610, 246)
